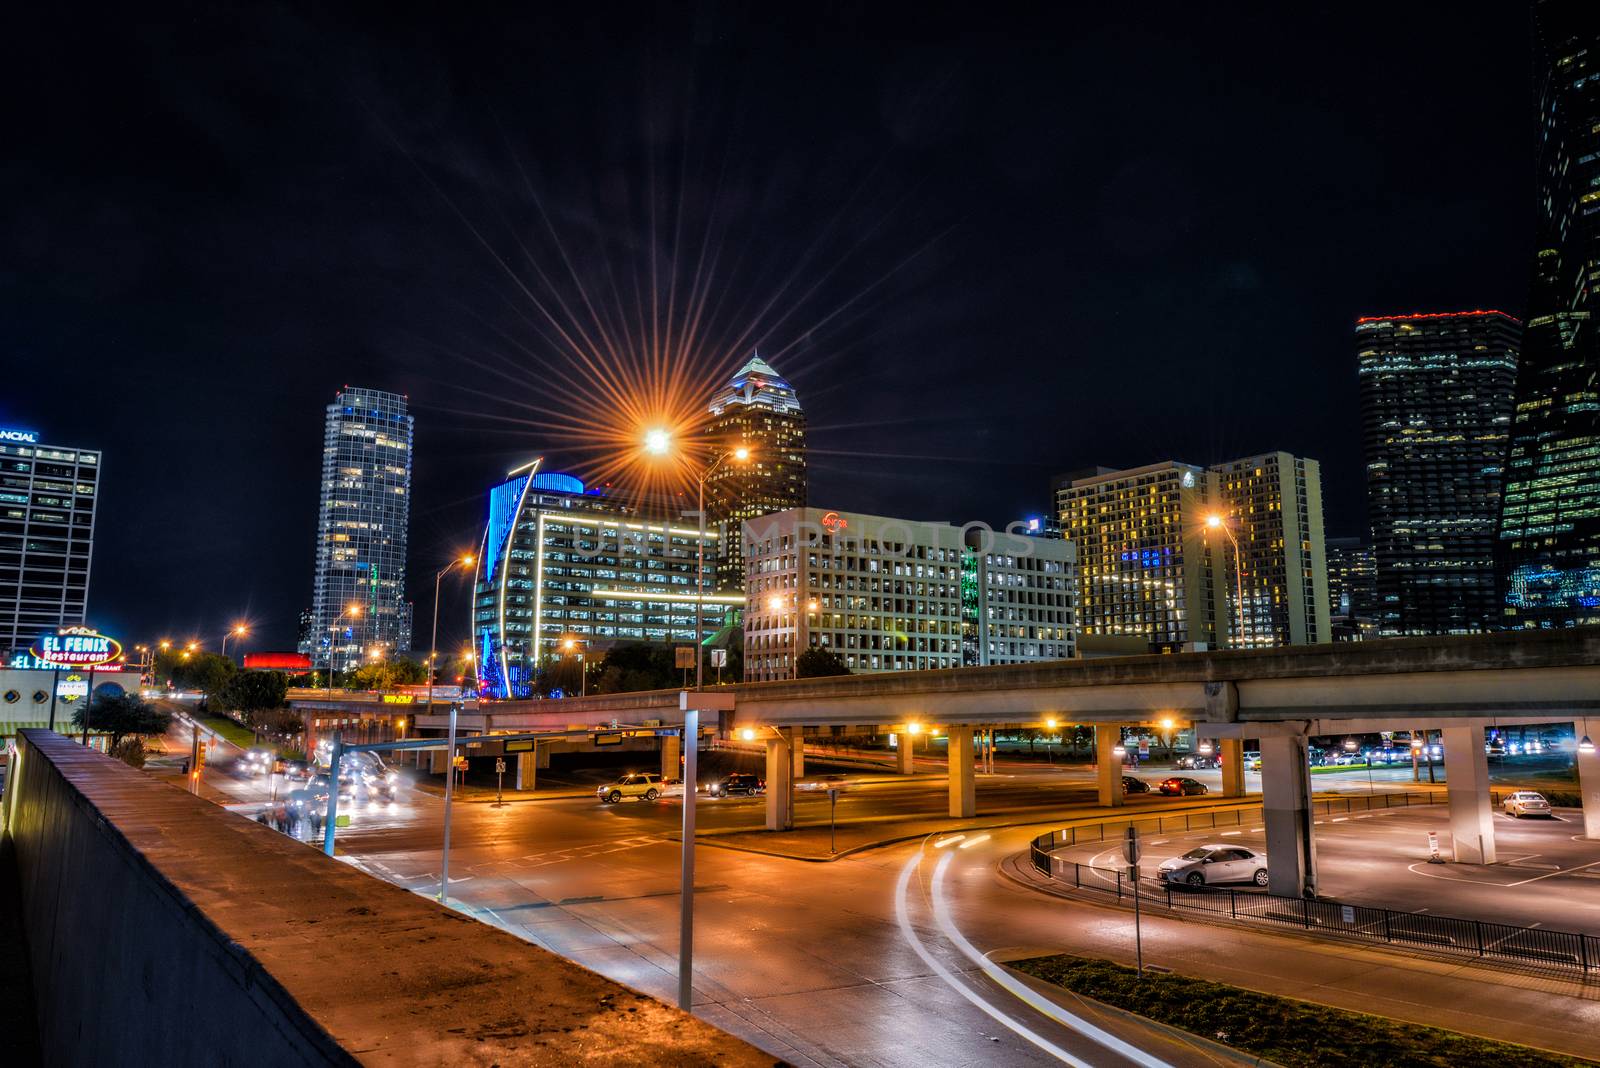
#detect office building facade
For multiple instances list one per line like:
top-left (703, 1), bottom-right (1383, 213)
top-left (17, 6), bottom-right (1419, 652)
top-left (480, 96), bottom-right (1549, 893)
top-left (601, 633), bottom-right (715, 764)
top-left (1211, 452), bottom-right (1331, 647)
top-left (1056, 463), bottom-right (1227, 651)
top-left (300, 387), bottom-right (414, 673)
top-left (705, 354), bottom-right (806, 592)
top-left (0, 426), bottom-right (99, 658)
top-left (1498, 1), bottom-right (1600, 627)
top-left (743, 508), bottom-right (1074, 681)
top-left (473, 461), bottom-right (730, 698)
top-left (1357, 310), bottom-right (1520, 634)
top-left (1325, 537), bottom-right (1378, 641)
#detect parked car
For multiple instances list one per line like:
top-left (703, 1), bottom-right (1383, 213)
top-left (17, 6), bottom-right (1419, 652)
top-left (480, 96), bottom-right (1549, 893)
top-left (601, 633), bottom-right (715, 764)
top-left (1157, 776), bottom-right (1208, 796)
top-left (707, 773), bottom-right (765, 797)
top-left (1502, 791), bottom-right (1553, 818)
top-left (596, 772), bottom-right (666, 803)
top-left (1122, 776), bottom-right (1151, 795)
top-left (1159, 845), bottom-right (1270, 887)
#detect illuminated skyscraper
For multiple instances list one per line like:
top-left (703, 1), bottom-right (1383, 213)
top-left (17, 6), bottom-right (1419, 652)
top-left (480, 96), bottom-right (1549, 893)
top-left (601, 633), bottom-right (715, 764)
top-left (705, 354), bottom-right (805, 592)
top-left (1498, 1), bottom-right (1600, 627)
top-left (1357, 311), bottom-right (1520, 634)
top-left (0, 424), bottom-right (99, 658)
top-left (1325, 537), bottom-right (1378, 641)
top-left (1211, 453), bottom-right (1330, 648)
top-left (300, 387), bottom-right (413, 672)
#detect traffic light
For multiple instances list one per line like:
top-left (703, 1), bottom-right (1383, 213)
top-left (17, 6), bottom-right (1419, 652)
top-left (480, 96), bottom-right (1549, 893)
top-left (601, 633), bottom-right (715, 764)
top-left (197, 741), bottom-right (208, 768)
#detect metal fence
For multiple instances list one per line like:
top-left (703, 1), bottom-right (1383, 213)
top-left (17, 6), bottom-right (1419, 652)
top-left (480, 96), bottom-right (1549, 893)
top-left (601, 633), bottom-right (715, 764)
top-left (1028, 833), bottom-right (1600, 975)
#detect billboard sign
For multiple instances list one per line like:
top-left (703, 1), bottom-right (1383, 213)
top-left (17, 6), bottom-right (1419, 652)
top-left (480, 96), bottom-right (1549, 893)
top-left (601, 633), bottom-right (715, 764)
top-left (30, 626), bottom-right (123, 669)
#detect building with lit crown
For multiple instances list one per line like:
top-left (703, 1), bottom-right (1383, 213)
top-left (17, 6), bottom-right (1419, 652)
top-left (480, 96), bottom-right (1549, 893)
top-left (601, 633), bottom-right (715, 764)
top-left (742, 508), bottom-right (1074, 681)
top-left (472, 460), bottom-right (730, 698)
top-left (705, 354), bottom-right (806, 593)
top-left (0, 425), bottom-right (99, 659)
top-left (1357, 310), bottom-right (1520, 635)
top-left (299, 387), bottom-right (414, 673)
top-left (1325, 537), bottom-right (1378, 641)
top-left (1497, 1), bottom-right (1600, 628)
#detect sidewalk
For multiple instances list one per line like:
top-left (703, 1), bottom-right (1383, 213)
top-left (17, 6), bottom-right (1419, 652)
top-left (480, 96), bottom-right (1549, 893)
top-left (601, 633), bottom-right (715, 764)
top-left (993, 853), bottom-right (1600, 1062)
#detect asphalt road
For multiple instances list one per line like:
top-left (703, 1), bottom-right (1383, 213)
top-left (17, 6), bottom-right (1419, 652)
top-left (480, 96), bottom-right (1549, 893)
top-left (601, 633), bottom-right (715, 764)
top-left (1055, 804), bottom-right (1600, 936)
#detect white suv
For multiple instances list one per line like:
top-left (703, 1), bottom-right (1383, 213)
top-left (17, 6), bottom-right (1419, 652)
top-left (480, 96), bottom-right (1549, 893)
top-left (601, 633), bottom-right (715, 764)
top-left (597, 773), bottom-right (666, 804)
top-left (1502, 791), bottom-right (1552, 818)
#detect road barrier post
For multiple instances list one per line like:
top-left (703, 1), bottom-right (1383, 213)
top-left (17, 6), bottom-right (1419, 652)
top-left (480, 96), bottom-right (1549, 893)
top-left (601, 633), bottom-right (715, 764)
top-left (679, 707), bottom-right (699, 1011)
top-left (322, 732), bottom-right (343, 857)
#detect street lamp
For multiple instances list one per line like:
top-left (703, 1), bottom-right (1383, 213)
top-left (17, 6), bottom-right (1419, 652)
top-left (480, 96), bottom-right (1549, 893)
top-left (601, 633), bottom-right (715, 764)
top-left (428, 555), bottom-right (475, 713)
top-left (1205, 514), bottom-right (1247, 648)
top-left (644, 431), bottom-right (750, 689)
top-left (327, 603), bottom-right (360, 700)
top-left (221, 623), bottom-right (248, 659)
top-left (561, 637), bottom-right (587, 697)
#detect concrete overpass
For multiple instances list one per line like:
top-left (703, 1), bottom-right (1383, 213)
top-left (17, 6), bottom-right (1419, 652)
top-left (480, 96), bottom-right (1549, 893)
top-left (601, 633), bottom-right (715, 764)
top-left (386, 629), bottom-right (1600, 898)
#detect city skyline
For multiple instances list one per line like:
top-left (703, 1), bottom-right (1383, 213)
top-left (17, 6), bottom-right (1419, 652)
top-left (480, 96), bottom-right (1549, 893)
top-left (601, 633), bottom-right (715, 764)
top-left (4, 6), bottom-right (1536, 651)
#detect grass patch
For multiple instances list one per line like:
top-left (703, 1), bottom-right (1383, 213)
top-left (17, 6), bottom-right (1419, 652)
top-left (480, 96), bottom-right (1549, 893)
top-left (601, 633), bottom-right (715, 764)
top-left (1009, 954), bottom-right (1591, 1067)
top-left (195, 713), bottom-right (256, 750)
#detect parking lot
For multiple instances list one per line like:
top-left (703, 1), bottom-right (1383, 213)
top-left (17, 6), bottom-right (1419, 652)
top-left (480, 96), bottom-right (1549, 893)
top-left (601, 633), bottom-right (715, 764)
top-left (1054, 802), bottom-right (1600, 936)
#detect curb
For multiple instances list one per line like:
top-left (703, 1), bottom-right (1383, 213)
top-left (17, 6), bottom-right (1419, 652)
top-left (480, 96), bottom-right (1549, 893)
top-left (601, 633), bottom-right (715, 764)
top-left (997, 964), bottom-right (1284, 1068)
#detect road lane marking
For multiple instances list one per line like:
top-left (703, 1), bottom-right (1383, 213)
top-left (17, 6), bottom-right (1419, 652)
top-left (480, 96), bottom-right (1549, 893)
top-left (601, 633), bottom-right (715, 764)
top-left (1220, 831), bottom-right (1241, 837)
top-left (1507, 858), bottom-right (1600, 887)
top-left (892, 851), bottom-right (1100, 1066)
top-left (923, 850), bottom-right (1174, 1068)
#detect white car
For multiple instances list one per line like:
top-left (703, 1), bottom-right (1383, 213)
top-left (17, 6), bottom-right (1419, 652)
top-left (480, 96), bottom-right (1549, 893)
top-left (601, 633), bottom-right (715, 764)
top-left (1159, 845), bottom-right (1269, 887)
top-left (1502, 791), bottom-right (1552, 818)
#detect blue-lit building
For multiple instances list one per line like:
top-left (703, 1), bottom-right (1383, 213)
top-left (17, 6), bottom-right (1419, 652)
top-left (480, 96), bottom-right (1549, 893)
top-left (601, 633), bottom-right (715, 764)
top-left (472, 459), bottom-right (734, 698)
top-left (298, 387), bottom-right (413, 673)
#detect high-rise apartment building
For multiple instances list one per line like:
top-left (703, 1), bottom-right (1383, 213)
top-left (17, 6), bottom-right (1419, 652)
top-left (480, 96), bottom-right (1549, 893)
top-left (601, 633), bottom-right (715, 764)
top-left (0, 425), bottom-right (99, 658)
top-left (1055, 463), bottom-right (1226, 651)
top-left (1325, 537), bottom-right (1378, 641)
top-left (1211, 452), bottom-right (1331, 647)
top-left (743, 508), bottom-right (1074, 681)
top-left (300, 387), bottom-right (414, 673)
top-left (705, 354), bottom-right (805, 592)
top-left (1498, 1), bottom-right (1600, 627)
top-left (473, 461), bottom-right (729, 698)
top-left (1057, 454), bottom-right (1329, 650)
top-left (1357, 311), bottom-right (1520, 634)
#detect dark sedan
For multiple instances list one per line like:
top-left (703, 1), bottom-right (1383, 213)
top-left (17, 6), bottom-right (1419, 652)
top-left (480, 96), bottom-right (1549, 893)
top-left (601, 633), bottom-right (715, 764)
top-left (1122, 776), bottom-right (1151, 794)
top-left (1157, 777), bottom-right (1208, 796)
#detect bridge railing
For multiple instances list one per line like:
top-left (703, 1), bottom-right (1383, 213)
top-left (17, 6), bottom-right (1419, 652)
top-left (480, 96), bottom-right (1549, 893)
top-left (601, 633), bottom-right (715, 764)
top-left (1035, 853), bottom-right (1599, 976)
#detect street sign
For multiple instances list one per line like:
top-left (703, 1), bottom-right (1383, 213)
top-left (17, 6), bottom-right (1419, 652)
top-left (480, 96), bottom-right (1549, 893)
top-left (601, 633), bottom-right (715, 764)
top-left (1340, 904), bottom-right (1355, 924)
top-left (710, 649), bottom-right (727, 668)
top-left (1122, 825), bottom-right (1140, 865)
top-left (1138, 739), bottom-right (1150, 758)
top-left (1427, 831), bottom-right (1443, 863)
top-left (675, 646), bottom-right (696, 669)
top-left (494, 758), bottom-right (506, 774)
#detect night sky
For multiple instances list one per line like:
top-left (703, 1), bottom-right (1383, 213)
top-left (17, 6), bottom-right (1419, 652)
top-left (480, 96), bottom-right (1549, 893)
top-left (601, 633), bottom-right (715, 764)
top-left (6, 3), bottom-right (1534, 653)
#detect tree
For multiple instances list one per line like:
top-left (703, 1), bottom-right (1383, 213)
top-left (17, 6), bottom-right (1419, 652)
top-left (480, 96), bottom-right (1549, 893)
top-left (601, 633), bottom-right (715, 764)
top-left (72, 692), bottom-right (172, 750)
top-left (594, 643), bottom-right (677, 694)
top-left (796, 647), bottom-right (851, 678)
top-left (243, 706), bottom-right (304, 737)
top-left (159, 652), bottom-right (236, 703)
top-left (350, 657), bottom-right (428, 691)
top-left (109, 736), bottom-right (147, 768)
top-left (221, 670), bottom-right (288, 714)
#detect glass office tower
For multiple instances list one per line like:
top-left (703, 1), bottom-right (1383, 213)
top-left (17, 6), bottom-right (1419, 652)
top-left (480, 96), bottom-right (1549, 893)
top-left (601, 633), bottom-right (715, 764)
top-left (1498, 1), bottom-right (1600, 626)
top-left (300, 387), bottom-right (413, 672)
top-left (0, 426), bottom-right (99, 658)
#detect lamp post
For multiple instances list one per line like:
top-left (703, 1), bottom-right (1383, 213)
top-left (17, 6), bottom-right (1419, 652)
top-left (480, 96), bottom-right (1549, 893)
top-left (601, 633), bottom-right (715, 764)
top-left (428, 555), bottom-right (476, 714)
top-left (644, 430), bottom-right (749, 690)
top-left (327, 604), bottom-right (360, 701)
top-left (1206, 514), bottom-right (1247, 648)
top-left (221, 623), bottom-right (248, 661)
top-left (561, 637), bottom-right (586, 697)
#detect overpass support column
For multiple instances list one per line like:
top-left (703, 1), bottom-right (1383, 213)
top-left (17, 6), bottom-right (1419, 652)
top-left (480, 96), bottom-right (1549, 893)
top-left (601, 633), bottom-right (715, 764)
top-left (787, 727), bottom-right (805, 778)
top-left (896, 733), bottom-right (915, 774)
top-left (429, 749), bottom-right (448, 775)
top-left (1220, 739), bottom-right (1245, 798)
top-left (1442, 724), bottom-right (1496, 864)
top-left (1260, 735), bottom-right (1317, 898)
top-left (515, 748), bottom-right (537, 791)
top-left (765, 735), bottom-right (794, 831)
top-left (1095, 725), bottom-right (1124, 808)
top-left (947, 725), bottom-right (975, 818)
top-left (1577, 722), bottom-right (1600, 840)
top-left (661, 733), bottom-right (681, 781)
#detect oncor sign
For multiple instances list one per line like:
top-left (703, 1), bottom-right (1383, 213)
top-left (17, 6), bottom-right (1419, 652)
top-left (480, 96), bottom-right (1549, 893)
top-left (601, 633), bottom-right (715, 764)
top-left (30, 626), bottom-right (123, 668)
top-left (820, 511), bottom-right (848, 533)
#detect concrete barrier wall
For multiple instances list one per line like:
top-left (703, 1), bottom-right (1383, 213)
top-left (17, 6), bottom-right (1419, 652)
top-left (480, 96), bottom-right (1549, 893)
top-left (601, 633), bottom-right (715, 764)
top-left (1, 730), bottom-right (770, 1067)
